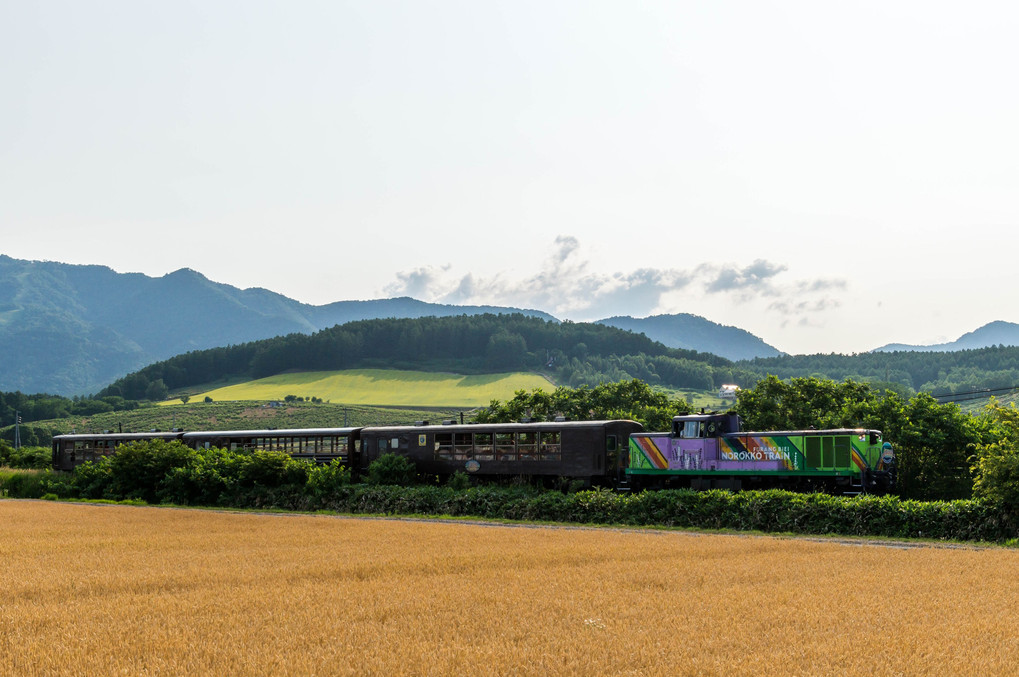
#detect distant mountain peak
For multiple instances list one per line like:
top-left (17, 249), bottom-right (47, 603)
top-left (872, 320), bottom-right (1019, 353)
top-left (596, 313), bottom-right (782, 361)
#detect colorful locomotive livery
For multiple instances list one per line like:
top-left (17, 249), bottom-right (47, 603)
top-left (627, 413), bottom-right (895, 494)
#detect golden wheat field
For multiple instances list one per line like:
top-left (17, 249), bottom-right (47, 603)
top-left (2, 501), bottom-right (1018, 676)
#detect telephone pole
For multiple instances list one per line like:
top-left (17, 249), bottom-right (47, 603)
top-left (14, 410), bottom-right (21, 450)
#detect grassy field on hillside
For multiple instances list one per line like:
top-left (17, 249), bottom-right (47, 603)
top-left (34, 401), bottom-right (467, 436)
top-left (657, 387), bottom-right (736, 412)
top-left (176, 369), bottom-right (555, 408)
top-left (4, 502), bottom-right (1018, 675)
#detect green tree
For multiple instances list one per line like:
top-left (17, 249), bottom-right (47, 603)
top-left (474, 379), bottom-right (691, 430)
top-left (144, 379), bottom-right (169, 402)
top-left (972, 402), bottom-right (1019, 508)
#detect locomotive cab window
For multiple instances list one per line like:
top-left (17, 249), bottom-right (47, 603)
top-left (680, 421), bottom-right (701, 439)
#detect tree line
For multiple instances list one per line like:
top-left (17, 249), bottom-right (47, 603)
top-left (740, 344), bottom-right (1019, 395)
top-left (98, 315), bottom-right (745, 400)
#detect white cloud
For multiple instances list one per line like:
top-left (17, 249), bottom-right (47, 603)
top-left (382, 237), bottom-right (846, 323)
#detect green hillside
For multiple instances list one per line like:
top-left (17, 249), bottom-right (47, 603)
top-left (23, 401), bottom-right (468, 439)
top-left (174, 369), bottom-right (555, 408)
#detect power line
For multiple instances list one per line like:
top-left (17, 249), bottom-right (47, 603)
top-left (932, 384), bottom-right (1019, 403)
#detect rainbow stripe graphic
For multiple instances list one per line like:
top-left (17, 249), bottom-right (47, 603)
top-left (720, 436), bottom-right (800, 471)
top-left (851, 447), bottom-right (868, 472)
top-left (630, 435), bottom-right (670, 470)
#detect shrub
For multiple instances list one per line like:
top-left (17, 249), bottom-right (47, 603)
top-left (105, 440), bottom-right (195, 503)
top-left (0, 469), bottom-right (52, 499)
top-left (367, 454), bottom-right (417, 486)
top-left (0, 444), bottom-right (51, 470)
top-left (307, 460), bottom-right (352, 498)
top-left (447, 472), bottom-right (472, 491)
top-left (972, 441), bottom-right (1019, 510)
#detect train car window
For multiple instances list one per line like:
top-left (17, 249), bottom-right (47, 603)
top-left (496, 432), bottom-right (516, 461)
top-left (517, 432), bottom-right (537, 460)
top-left (379, 438), bottom-right (388, 452)
top-left (435, 433), bottom-right (453, 459)
top-left (454, 433), bottom-right (473, 460)
top-left (606, 435), bottom-right (617, 452)
top-left (540, 432), bottom-right (561, 461)
top-left (475, 433), bottom-right (494, 461)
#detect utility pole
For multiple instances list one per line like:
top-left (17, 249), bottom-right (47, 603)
top-left (14, 410), bottom-right (21, 450)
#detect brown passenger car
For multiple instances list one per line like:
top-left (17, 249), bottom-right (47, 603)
top-left (358, 420), bottom-right (643, 484)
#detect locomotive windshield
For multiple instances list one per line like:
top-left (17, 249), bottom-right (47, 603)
top-left (679, 421), bottom-right (701, 438)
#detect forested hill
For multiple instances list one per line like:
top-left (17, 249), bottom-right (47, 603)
top-left (98, 315), bottom-right (757, 400)
top-left (738, 344), bottom-right (1019, 395)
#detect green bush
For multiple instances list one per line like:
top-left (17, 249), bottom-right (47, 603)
top-left (0, 444), bottom-right (51, 470)
top-left (104, 439), bottom-right (195, 503)
top-left (447, 472), bottom-right (471, 491)
top-left (0, 469), bottom-right (64, 499)
top-left (973, 444), bottom-right (1019, 513)
top-left (306, 460), bottom-right (352, 499)
top-left (366, 454), bottom-right (417, 486)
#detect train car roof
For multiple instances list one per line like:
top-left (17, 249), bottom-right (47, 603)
top-left (730, 428), bottom-right (883, 437)
top-left (361, 420), bottom-right (642, 434)
top-left (673, 413), bottom-right (733, 418)
top-left (182, 427), bottom-right (362, 438)
top-left (52, 432), bottom-right (183, 441)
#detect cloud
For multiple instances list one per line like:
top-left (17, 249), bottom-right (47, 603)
top-left (383, 265), bottom-right (452, 299)
top-left (382, 236), bottom-right (844, 321)
top-left (768, 298), bottom-right (842, 316)
top-left (700, 260), bottom-right (788, 295)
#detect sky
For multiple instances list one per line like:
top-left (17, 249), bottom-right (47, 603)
top-left (2, 1), bottom-right (1018, 356)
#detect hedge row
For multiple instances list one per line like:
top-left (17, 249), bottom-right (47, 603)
top-left (4, 467), bottom-right (1017, 543)
top-left (304, 485), bottom-right (1019, 543)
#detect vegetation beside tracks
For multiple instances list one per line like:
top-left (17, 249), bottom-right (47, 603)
top-left (4, 440), bottom-right (1017, 544)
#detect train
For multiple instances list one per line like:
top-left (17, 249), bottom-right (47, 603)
top-left (51, 414), bottom-right (896, 494)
